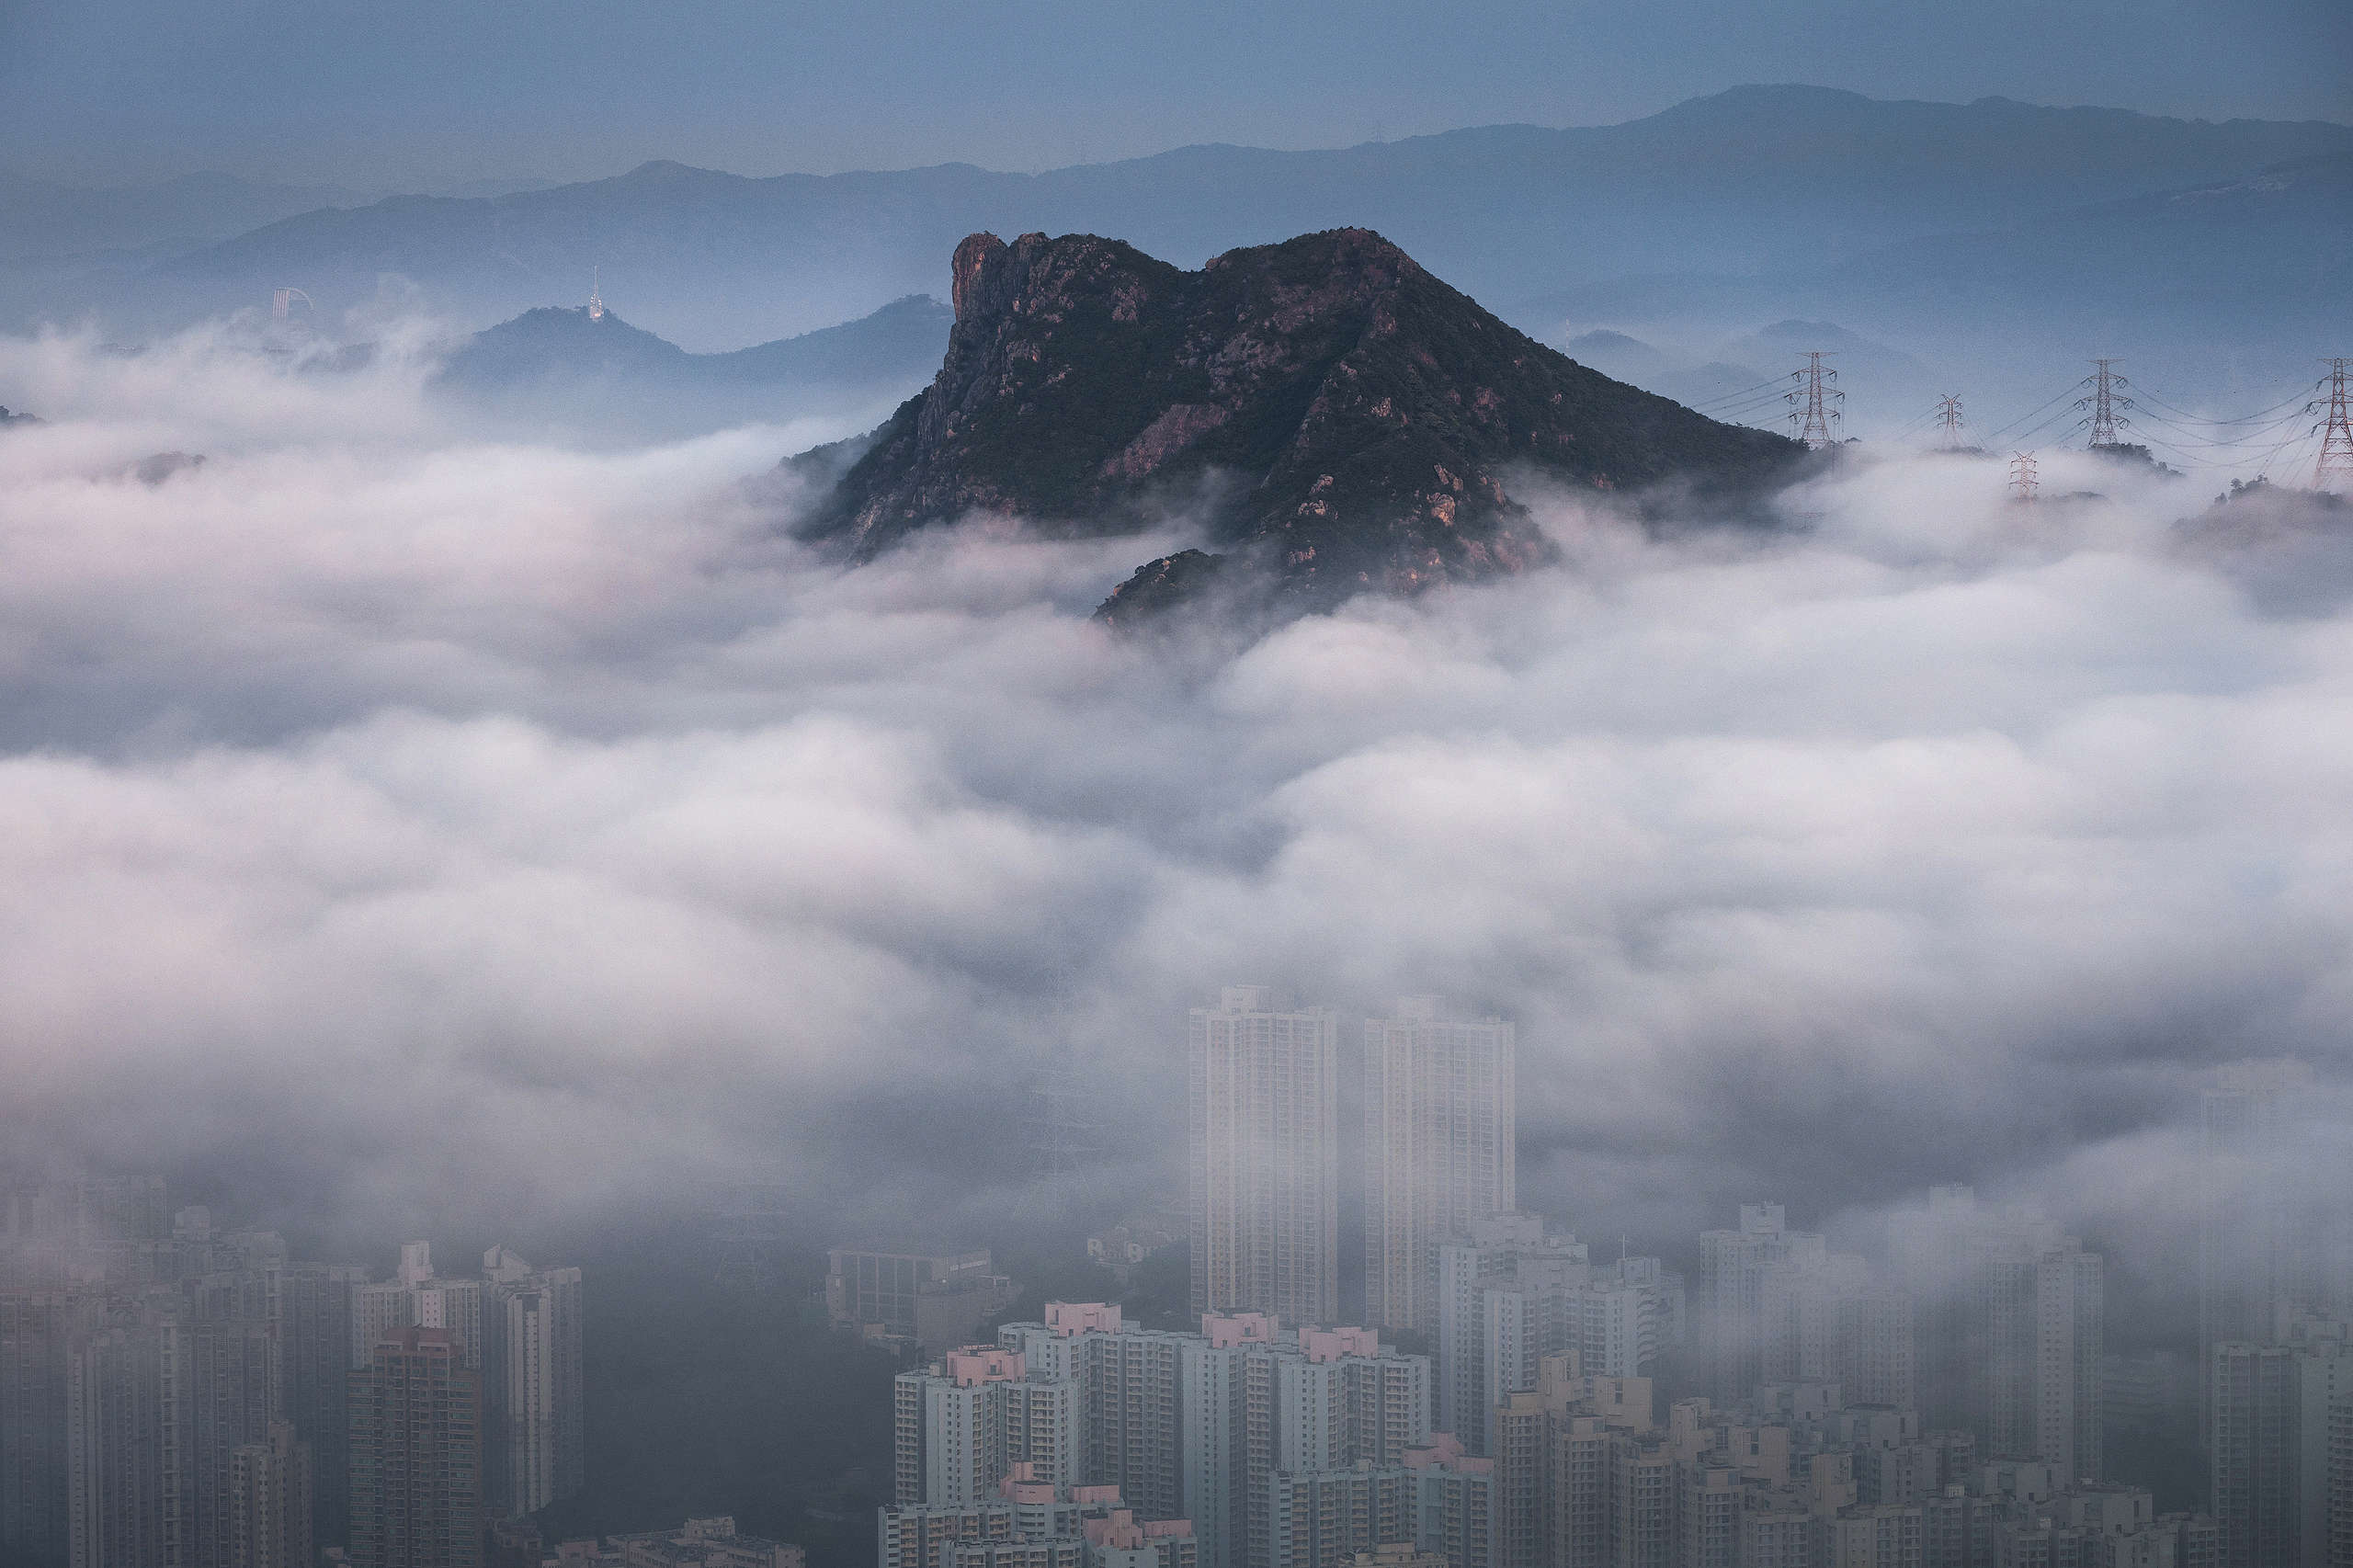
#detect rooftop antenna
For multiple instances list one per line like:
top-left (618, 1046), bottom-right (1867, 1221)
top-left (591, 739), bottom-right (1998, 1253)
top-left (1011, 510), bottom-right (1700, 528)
top-left (586, 267), bottom-right (605, 322)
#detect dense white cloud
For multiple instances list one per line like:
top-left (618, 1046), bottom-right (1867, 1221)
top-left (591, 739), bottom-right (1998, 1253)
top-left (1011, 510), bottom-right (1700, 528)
top-left (2, 324), bottom-right (2349, 1275)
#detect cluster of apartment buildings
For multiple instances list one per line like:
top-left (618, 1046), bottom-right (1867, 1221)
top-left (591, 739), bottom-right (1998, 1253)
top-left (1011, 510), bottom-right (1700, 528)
top-left (871, 987), bottom-right (2290, 1568)
top-left (0, 1176), bottom-right (584, 1568)
top-left (883, 1297), bottom-right (2226, 1568)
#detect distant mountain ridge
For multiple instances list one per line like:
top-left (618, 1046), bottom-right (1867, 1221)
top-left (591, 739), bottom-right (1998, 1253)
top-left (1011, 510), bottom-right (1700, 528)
top-left (0, 171), bottom-right (362, 263)
top-left (439, 294), bottom-right (950, 390)
top-left (432, 295), bottom-right (954, 440)
top-left (138, 85), bottom-right (2353, 349)
top-left (802, 228), bottom-right (1802, 612)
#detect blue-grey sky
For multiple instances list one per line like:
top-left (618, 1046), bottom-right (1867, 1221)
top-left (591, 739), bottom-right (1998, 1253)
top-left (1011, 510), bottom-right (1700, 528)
top-left (3, 0), bottom-right (2348, 188)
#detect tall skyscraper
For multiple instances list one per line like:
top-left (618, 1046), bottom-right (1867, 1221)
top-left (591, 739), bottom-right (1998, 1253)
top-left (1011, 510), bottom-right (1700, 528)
top-left (225, 1419), bottom-right (313, 1568)
top-left (66, 1304), bottom-right (187, 1568)
top-left (1891, 1187), bottom-right (2102, 1483)
top-left (188, 1315), bottom-right (283, 1568)
top-left (2329, 1390), bottom-right (2353, 1568)
top-left (1696, 1205), bottom-right (1806, 1409)
top-left (278, 1262), bottom-right (362, 1551)
top-left (481, 1245), bottom-right (585, 1519)
top-left (1, 1288), bottom-right (94, 1568)
top-left (348, 1241), bottom-right (585, 1523)
top-left (1433, 1216), bottom-right (1677, 1460)
top-left (2205, 1312), bottom-right (2353, 1568)
top-left (2211, 1342), bottom-right (2298, 1568)
top-left (2200, 1062), bottom-right (2317, 1441)
top-left (1190, 988), bottom-right (1340, 1326)
top-left (347, 1326), bottom-right (483, 1568)
top-left (894, 1346), bottom-right (1079, 1507)
top-left (1364, 998), bottom-right (1516, 1335)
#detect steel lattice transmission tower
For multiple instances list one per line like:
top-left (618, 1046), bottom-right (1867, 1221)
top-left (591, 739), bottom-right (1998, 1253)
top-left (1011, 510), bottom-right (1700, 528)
top-left (2076, 358), bottom-right (2133, 448)
top-left (2008, 451), bottom-right (2040, 503)
top-left (1785, 353), bottom-right (1843, 449)
top-left (1934, 394), bottom-right (1966, 449)
top-left (2316, 358), bottom-right (2353, 492)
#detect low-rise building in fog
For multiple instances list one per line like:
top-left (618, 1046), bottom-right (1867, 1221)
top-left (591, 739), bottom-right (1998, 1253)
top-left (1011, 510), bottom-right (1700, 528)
top-left (831, 1244), bottom-right (1022, 1356)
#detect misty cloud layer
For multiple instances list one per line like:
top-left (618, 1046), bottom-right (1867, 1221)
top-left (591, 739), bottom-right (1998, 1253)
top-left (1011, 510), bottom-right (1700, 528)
top-left (3, 323), bottom-right (2350, 1285)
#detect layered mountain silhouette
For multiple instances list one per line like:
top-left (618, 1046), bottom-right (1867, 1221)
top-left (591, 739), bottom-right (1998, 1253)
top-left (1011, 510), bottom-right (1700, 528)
top-left (432, 294), bottom-right (953, 438)
top-left (798, 229), bottom-right (1802, 614)
top-left (110, 87), bottom-right (2353, 350)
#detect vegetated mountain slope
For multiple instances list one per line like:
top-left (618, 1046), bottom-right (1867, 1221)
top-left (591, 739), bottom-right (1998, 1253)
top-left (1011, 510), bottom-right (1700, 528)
top-left (153, 88), bottom-right (2353, 347)
top-left (801, 228), bottom-right (1802, 610)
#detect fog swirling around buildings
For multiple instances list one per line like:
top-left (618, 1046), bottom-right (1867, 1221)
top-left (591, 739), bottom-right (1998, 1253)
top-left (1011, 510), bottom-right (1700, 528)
top-left (1, 319), bottom-right (2349, 1275)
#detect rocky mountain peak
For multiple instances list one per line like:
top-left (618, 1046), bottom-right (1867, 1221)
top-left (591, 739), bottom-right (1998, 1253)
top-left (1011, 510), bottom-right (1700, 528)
top-left (798, 227), bottom-right (1803, 614)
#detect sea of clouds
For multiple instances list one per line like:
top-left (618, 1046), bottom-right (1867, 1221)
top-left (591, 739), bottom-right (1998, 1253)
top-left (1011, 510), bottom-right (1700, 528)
top-left (3, 319), bottom-right (2348, 1304)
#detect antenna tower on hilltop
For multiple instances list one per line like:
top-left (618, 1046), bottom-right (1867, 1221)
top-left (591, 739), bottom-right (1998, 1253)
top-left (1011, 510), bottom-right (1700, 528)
top-left (587, 267), bottom-right (606, 322)
top-left (1786, 353), bottom-right (1843, 449)
top-left (1934, 394), bottom-right (1966, 449)
top-left (2009, 452), bottom-right (2040, 502)
top-left (2076, 359), bottom-right (2131, 448)
top-left (2316, 358), bottom-right (2353, 492)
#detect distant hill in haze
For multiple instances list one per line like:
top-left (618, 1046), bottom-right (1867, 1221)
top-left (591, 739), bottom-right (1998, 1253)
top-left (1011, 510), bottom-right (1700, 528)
top-left (0, 170), bottom-right (362, 262)
top-left (123, 85), bottom-right (2353, 351)
top-left (434, 294), bottom-right (953, 441)
top-left (1543, 151), bottom-right (2353, 435)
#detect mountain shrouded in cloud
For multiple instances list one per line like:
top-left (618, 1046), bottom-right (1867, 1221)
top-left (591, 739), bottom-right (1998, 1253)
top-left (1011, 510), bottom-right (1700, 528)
top-left (802, 228), bottom-right (1801, 608)
top-left (1, 320), bottom-right (2351, 1271)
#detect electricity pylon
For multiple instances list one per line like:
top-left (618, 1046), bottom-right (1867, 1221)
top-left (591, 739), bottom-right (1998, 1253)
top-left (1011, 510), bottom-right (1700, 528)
top-left (2076, 359), bottom-right (2132, 448)
top-left (1934, 395), bottom-right (1966, 449)
top-left (1786, 353), bottom-right (1843, 449)
top-left (2316, 358), bottom-right (2353, 492)
top-left (2009, 451), bottom-right (2039, 502)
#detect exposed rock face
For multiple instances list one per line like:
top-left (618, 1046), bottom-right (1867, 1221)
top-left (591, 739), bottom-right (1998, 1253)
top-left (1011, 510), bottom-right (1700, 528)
top-left (1094, 550), bottom-right (1231, 629)
top-left (799, 227), bottom-right (1803, 608)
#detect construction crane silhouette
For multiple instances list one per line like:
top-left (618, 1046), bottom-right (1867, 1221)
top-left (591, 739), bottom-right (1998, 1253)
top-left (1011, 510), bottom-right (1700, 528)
top-left (1786, 353), bottom-right (1843, 449)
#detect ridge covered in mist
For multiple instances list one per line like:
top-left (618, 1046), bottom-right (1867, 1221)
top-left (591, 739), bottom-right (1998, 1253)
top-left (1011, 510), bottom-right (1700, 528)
top-left (804, 228), bottom-right (1801, 610)
top-left (9, 85), bottom-right (2347, 360)
top-left (432, 294), bottom-right (952, 439)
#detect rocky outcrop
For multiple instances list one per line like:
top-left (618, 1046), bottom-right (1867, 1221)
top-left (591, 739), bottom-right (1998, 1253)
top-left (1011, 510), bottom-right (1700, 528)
top-left (798, 228), bottom-right (1804, 610)
top-left (1093, 550), bottom-right (1232, 628)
